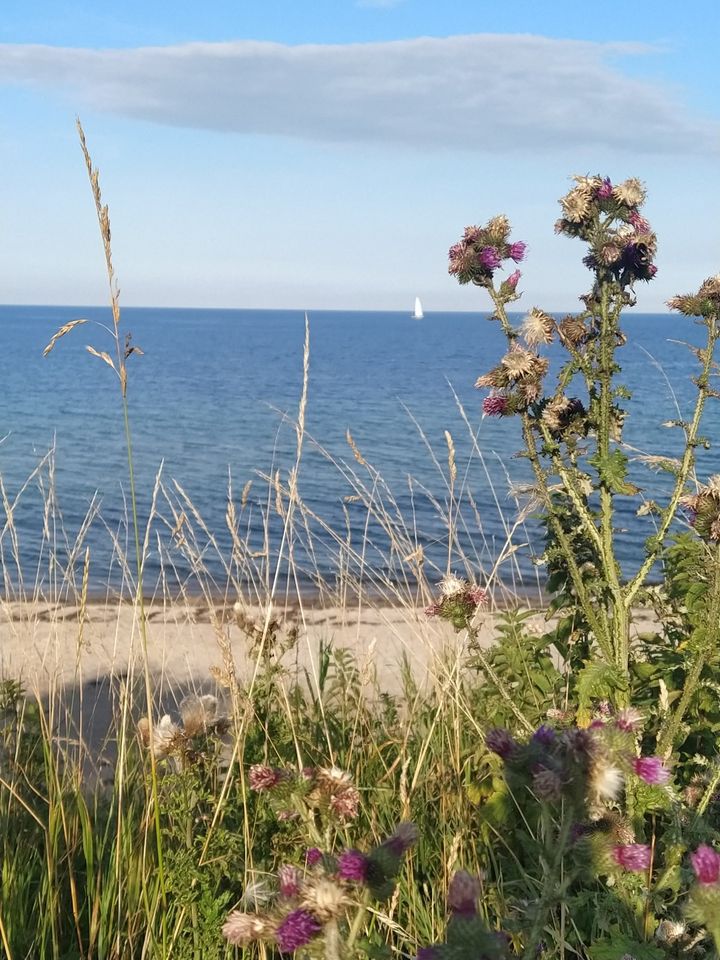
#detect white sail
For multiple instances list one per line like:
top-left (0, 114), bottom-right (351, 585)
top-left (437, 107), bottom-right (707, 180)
top-left (413, 296), bottom-right (424, 319)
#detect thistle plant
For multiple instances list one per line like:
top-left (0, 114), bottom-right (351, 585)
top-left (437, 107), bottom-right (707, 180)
top-left (222, 823), bottom-right (418, 958)
top-left (448, 175), bottom-right (720, 751)
top-left (420, 709), bottom-right (720, 958)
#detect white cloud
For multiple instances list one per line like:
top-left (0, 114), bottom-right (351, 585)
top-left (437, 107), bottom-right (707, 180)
top-left (0, 34), bottom-right (718, 154)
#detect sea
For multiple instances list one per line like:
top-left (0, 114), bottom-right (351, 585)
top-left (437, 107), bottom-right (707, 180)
top-left (0, 305), bottom-right (715, 598)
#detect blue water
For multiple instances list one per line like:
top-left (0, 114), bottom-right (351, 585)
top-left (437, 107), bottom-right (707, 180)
top-left (0, 305), bottom-right (715, 597)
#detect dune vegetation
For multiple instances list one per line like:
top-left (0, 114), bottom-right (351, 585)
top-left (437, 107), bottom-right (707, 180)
top-left (4, 128), bottom-right (720, 960)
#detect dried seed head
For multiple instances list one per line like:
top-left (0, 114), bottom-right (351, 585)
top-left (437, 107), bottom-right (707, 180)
top-left (501, 344), bottom-right (538, 380)
top-left (558, 315), bottom-right (588, 348)
top-left (612, 177), bottom-right (646, 207)
top-left (560, 185), bottom-right (592, 223)
top-left (521, 307), bottom-right (555, 346)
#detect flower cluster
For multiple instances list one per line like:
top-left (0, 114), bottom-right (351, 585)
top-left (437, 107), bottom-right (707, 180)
top-left (681, 475), bottom-right (720, 541)
top-left (425, 575), bottom-right (488, 631)
top-left (448, 216), bottom-right (526, 290)
top-left (476, 341), bottom-right (549, 418)
top-left (555, 175), bottom-right (657, 286)
top-left (484, 708), bottom-right (672, 876)
top-left (137, 694), bottom-right (229, 766)
top-left (248, 763), bottom-right (361, 822)
top-left (222, 824), bottom-right (418, 953)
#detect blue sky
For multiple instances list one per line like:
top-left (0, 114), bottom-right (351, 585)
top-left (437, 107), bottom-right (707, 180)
top-left (0, 0), bottom-right (718, 310)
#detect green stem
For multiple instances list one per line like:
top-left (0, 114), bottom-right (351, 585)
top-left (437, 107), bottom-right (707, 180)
top-left (346, 892), bottom-right (370, 952)
top-left (624, 314), bottom-right (719, 611)
top-left (522, 809), bottom-right (572, 960)
top-left (595, 288), bottom-right (628, 679)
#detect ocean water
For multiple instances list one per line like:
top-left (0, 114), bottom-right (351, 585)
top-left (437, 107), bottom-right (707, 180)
top-left (0, 305), bottom-right (715, 596)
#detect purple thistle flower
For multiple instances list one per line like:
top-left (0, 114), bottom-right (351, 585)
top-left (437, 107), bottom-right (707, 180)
top-left (647, 263), bottom-right (658, 278)
top-left (275, 909), bottom-right (322, 952)
top-left (505, 268), bottom-right (522, 289)
top-left (248, 764), bottom-right (286, 791)
top-left (615, 707), bottom-right (644, 733)
top-left (633, 756), bottom-right (670, 786)
top-left (482, 395), bottom-right (509, 417)
top-left (467, 585), bottom-right (488, 607)
top-left (478, 246), bottom-right (502, 270)
top-left (305, 847), bottom-right (323, 867)
top-left (485, 727), bottom-right (518, 760)
top-left (691, 844), bottom-right (720, 885)
top-left (417, 950), bottom-right (440, 960)
top-left (448, 870), bottom-right (480, 916)
top-left (596, 178), bottom-right (613, 199)
top-left (508, 241), bottom-right (527, 263)
top-left (383, 822), bottom-right (419, 858)
top-left (629, 210), bottom-right (651, 232)
top-left (447, 242), bottom-right (466, 275)
top-left (278, 865), bottom-right (302, 898)
top-left (463, 225), bottom-right (482, 243)
top-left (424, 601), bottom-right (441, 617)
top-left (532, 725), bottom-right (556, 747)
top-left (612, 844), bottom-right (651, 872)
top-left (337, 849), bottom-right (369, 883)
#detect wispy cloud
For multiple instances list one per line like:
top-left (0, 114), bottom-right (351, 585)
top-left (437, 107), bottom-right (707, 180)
top-left (0, 34), bottom-right (717, 154)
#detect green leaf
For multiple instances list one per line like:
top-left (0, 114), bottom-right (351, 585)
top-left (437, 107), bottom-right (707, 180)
top-left (576, 661), bottom-right (628, 724)
top-left (588, 937), bottom-right (663, 960)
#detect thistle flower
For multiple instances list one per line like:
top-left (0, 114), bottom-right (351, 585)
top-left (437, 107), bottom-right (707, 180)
top-left (439, 573), bottom-right (467, 597)
top-left (508, 241), bottom-right (527, 262)
top-left (137, 715), bottom-right (181, 759)
top-left (612, 844), bottom-right (651, 872)
top-left (532, 725), bottom-right (556, 747)
top-left (329, 787), bottom-right (360, 819)
top-left (612, 177), bottom-right (646, 207)
top-left (383, 822), bottom-right (420, 857)
top-left (301, 878), bottom-right (351, 921)
top-left (521, 307), bottom-right (555, 346)
top-left (560, 186), bottom-right (592, 223)
top-left (248, 764), bottom-right (287, 791)
top-left (615, 707), bottom-right (644, 733)
top-left (590, 762), bottom-right (624, 800)
top-left (448, 870), bottom-right (481, 915)
top-left (505, 268), bottom-right (522, 289)
top-left (275, 909), bottom-right (322, 952)
top-left (222, 911), bottom-right (273, 946)
top-left (532, 766), bottom-right (563, 801)
top-left (557, 315), bottom-right (588, 347)
top-left (478, 246), bottom-right (502, 270)
top-left (691, 845), bottom-right (720, 885)
top-left (485, 214), bottom-right (511, 245)
top-left (337, 849), bottom-right (369, 883)
top-left (633, 756), bottom-right (670, 786)
top-left (501, 344), bottom-right (540, 380)
top-left (468, 585), bottom-right (488, 607)
top-left (482, 394), bottom-right (509, 417)
top-left (179, 694), bottom-right (227, 737)
top-left (278, 865), bottom-right (302, 898)
top-left (681, 477), bottom-right (720, 540)
top-left (306, 847), bottom-right (323, 867)
top-left (596, 177), bottom-right (613, 199)
top-left (463, 225), bottom-right (482, 243)
top-left (485, 727), bottom-right (518, 760)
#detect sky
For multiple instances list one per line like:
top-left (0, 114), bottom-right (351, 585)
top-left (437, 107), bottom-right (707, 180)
top-left (0, 0), bottom-right (719, 311)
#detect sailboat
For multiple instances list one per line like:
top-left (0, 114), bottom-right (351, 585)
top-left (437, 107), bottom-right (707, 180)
top-left (412, 296), bottom-right (424, 320)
